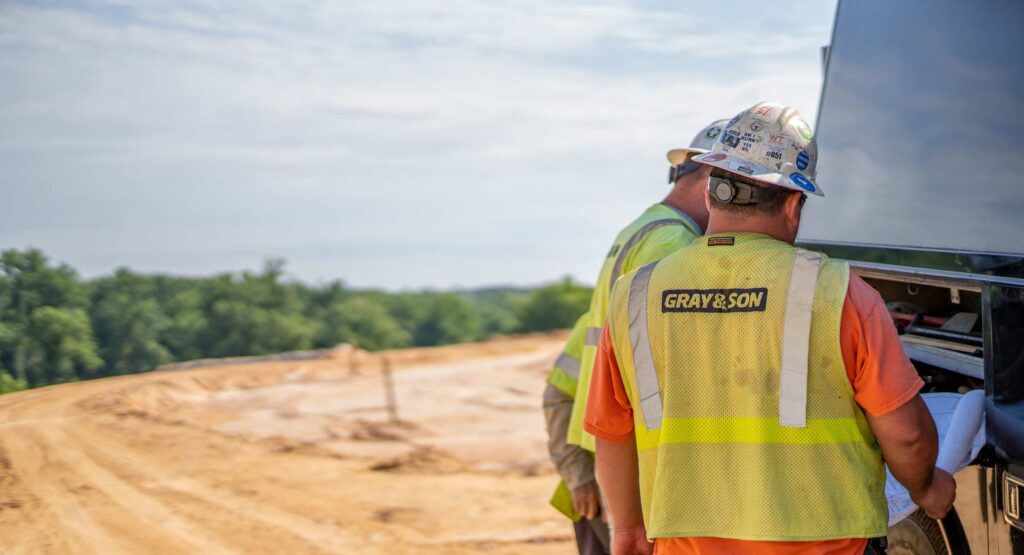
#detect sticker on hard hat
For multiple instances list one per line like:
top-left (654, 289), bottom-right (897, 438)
top-left (662, 288), bottom-right (768, 313)
top-left (722, 131), bottom-right (741, 148)
top-left (705, 127), bottom-right (721, 139)
top-left (794, 119), bottom-right (813, 140)
top-left (789, 172), bottom-right (816, 192)
top-left (701, 153), bottom-right (727, 163)
top-left (749, 120), bottom-right (765, 132)
top-left (796, 151), bottom-right (810, 170)
top-left (726, 114), bottom-right (742, 129)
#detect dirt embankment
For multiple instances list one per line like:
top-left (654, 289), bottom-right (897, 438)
top-left (0, 332), bottom-right (573, 554)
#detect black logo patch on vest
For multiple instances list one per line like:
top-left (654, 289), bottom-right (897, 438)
top-left (662, 288), bottom-right (768, 313)
top-left (707, 236), bottom-right (735, 246)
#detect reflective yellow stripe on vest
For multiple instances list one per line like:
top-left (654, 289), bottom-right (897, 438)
top-left (632, 416), bottom-right (874, 451)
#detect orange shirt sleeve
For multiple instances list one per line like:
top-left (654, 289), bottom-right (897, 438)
top-left (840, 274), bottom-right (924, 416)
top-left (583, 324), bottom-right (635, 442)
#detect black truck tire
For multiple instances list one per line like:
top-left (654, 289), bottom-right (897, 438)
top-left (887, 508), bottom-right (970, 554)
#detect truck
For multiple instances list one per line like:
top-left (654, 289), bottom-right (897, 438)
top-left (801, 0), bottom-right (1024, 552)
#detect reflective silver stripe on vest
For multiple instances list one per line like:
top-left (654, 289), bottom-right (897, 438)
top-left (658, 202), bottom-right (703, 236)
top-left (554, 352), bottom-right (581, 378)
top-left (585, 327), bottom-right (602, 346)
top-left (609, 218), bottom-right (693, 294)
top-left (628, 262), bottom-right (663, 430)
top-left (778, 249), bottom-right (823, 428)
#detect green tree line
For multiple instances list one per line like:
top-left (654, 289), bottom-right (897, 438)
top-left (0, 249), bottom-right (592, 393)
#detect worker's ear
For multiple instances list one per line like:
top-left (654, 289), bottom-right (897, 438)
top-left (783, 192), bottom-right (803, 237)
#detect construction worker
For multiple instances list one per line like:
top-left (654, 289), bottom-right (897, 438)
top-left (585, 102), bottom-right (956, 555)
top-left (544, 118), bottom-right (729, 554)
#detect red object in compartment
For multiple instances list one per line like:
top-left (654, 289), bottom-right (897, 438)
top-left (888, 311), bottom-right (950, 328)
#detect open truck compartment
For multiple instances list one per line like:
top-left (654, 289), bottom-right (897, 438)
top-left (857, 268), bottom-right (984, 389)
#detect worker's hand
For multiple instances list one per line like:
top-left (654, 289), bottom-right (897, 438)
top-left (912, 468), bottom-right (956, 520)
top-left (571, 480), bottom-right (601, 520)
top-left (612, 525), bottom-right (652, 555)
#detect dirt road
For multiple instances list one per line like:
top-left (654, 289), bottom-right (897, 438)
top-left (0, 333), bottom-right (574, 554)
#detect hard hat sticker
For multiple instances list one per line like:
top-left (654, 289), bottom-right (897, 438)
top-left (702, 153), bottom-right (727, 163)
top-left (705, 127), bottom-right (721, 139)
top-left (796, 151), bottom-right (809, 170)
top-left (789, 172), bottom-right (816, 192)
top-left (722, 131), bottom-right (741, 148)
top-left (726, 113), bottom-right (742, 129)
top-left (794, 119), bottom-right (813, 141)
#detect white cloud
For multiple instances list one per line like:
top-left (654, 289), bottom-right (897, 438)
top-left (0, 0), bottom-right (836, 288)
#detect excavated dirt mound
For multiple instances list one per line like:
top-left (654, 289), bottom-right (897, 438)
top-left (0, 332), bottom-right (573, 554)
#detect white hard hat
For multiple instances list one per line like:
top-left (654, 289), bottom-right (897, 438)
top-left (692, 102), bottom-right (822, 196)
top-left (666, 118), bottom-right (731, 166)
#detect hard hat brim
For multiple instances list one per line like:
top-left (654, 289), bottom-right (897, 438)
top-left (666, 147), bottom-right (709, 166)
top-left (692, 152), bottom-right (825, 197)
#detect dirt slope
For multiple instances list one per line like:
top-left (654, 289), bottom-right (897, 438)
top-left (0, 333), bottom-right (574, 554)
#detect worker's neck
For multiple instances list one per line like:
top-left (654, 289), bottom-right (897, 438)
top-left (662, 189), bottom-right (709, 233)
top-left (705, 214), bottom-right (795, 245)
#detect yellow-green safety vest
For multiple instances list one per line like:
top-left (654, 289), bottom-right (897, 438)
top-left (607, 233), bottom-right (887, 540)
top-left (566, 203), bottom-right (702, 451)
top-left (547, 314), bottom-right (589, 398)
top-left (546, 315), bottom-right (589, 520)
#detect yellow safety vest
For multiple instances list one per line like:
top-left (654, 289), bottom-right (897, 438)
top-left (608, 233), bottom-right (887, 540)
top-left (566, 203), bottom-right (702, 451)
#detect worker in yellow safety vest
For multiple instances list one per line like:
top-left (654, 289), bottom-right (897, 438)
top-left (543, 118), bottom-right (728, 555)
top-left (584, 102), bottom-right (956, 555)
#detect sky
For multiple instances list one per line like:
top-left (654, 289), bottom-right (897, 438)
top-left (0, 0), bottom-right (837, 290)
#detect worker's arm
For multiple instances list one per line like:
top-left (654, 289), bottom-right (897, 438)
top-left (865, 394), bottom-right (955, 519)
top-left (542, 383), bottom-right (600, 519)
top-left (596, 435), bottom-right (651, 555)
top-left (844, 276), bottom-right (955, 519)
top-left (587, 323), bottom-right (652, 554)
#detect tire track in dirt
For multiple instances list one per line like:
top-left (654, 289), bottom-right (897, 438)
top-left (61, 424), bottom-right (360, 553)
top-left (39, 427), bottom-right (241, 555)
top-left (0, 429), bottom-right (128, 555)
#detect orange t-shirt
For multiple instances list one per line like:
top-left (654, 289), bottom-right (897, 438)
top-left (583, 274), bottom-right (924, 555)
